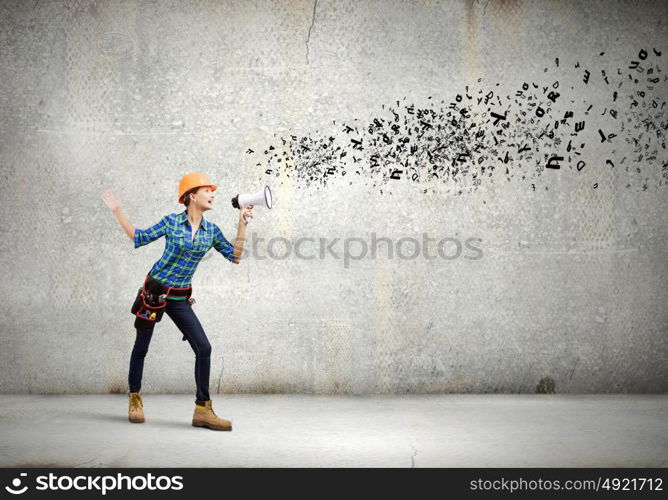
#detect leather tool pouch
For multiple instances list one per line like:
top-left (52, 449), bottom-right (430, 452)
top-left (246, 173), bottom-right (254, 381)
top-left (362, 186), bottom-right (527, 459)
top-left (131, 275), bottom-right (168, 329)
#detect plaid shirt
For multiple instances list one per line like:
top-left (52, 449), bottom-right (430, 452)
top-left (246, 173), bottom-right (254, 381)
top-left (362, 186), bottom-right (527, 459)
top-left (134, 210), bottom-right (236, 288)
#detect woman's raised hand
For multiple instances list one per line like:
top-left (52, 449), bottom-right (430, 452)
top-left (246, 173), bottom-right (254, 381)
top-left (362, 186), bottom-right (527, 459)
top-left (101, 189), bottom-right (124, 212)
top-left (239, 204), bottom-right (254, 225)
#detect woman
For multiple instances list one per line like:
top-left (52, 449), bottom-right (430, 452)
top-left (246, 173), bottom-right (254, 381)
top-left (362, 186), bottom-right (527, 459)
top-left (101, 173), bottom-right (254, 431)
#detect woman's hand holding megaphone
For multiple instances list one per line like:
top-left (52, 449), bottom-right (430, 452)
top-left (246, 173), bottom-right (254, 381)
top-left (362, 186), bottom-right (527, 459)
top-left (238, 204), bottom-right (254, 225)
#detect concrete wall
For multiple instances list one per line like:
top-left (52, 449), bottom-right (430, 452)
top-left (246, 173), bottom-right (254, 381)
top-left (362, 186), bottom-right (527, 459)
top-left (1, 0), bottom-right (666, 394)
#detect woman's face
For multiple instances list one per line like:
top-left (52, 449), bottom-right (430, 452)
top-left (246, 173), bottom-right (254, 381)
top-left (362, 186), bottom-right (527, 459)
top-left (190, 186), bottom-right (215, 211)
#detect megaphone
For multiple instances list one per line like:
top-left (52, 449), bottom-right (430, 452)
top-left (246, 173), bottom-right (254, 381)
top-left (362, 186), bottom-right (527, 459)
top-left (231, 185), bottom-right (273, 224)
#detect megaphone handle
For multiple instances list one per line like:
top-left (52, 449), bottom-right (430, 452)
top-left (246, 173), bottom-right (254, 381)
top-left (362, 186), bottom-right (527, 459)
top-left (243, 214), bottom-right (252, 224)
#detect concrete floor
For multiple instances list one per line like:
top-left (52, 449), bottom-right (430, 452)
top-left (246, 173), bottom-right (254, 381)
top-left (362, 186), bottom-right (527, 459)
top-left (0, 394), bottom-right (665, 467)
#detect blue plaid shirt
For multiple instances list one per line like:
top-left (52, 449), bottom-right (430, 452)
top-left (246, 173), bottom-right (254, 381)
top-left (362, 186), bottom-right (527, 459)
top-left (134, 210), bottom-right (236, 288)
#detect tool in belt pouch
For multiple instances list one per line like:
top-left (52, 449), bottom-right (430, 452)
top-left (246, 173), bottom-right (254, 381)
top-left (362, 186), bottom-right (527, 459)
top-left (131, 275), bottom-right (194, 337)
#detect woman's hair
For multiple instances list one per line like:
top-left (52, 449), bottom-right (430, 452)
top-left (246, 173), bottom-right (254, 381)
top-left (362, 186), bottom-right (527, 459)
top-left (183, 186), bottom-right (202, 207)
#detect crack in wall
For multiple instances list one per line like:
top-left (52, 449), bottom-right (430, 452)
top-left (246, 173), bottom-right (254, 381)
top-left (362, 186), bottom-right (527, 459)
top-left (483, 0), bottom-right (491, 16)
top-left (475, 0), bottom-right (491, 17)
top-left (410, 444), bottom-right (418, 468)
top-left (306, 0), bottom-right (318, 64)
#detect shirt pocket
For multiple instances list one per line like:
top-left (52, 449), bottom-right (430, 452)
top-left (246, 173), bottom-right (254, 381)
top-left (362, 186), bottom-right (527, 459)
top-left (170, 229), bottom-right (188, 250)
top-left (194, 233), bottom-right (213, 253)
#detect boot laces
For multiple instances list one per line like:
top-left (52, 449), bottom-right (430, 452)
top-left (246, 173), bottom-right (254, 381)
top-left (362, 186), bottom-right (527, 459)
top-left (130, 393), bottom-right (143, 409)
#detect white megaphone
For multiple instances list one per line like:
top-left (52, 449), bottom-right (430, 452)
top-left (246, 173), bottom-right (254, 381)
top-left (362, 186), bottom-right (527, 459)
top-left (231, 185), bottom-right (273, 224)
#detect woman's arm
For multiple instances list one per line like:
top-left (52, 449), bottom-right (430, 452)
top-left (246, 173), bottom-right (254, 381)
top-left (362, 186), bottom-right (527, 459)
top-left (231, 204), bottom-right (254, 264)
top-left (113, 207), bottom-right (135, 241)
top-left (232, 221), bottom-right (246, 264)
top-left (101, 190), bottom-right (134, 241)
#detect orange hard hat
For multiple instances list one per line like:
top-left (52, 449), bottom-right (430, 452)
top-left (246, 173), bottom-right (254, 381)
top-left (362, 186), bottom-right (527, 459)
top-left (177, 173), bottom-right (217, 204)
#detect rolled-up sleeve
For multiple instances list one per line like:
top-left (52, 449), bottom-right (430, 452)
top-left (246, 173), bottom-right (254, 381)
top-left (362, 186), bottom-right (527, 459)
top-left (134, 215), bottom-right (169, 248)
top-left (213, 224), bottom-right (236, 263)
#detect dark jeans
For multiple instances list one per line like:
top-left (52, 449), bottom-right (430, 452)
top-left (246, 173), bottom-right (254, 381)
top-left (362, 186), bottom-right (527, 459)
top-left (128, 299), bottom-right (212, 402)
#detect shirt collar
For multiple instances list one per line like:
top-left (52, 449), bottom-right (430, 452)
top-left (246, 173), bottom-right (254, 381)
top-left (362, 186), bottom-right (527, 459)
top-left (177, 210), bottom-right (208, 229)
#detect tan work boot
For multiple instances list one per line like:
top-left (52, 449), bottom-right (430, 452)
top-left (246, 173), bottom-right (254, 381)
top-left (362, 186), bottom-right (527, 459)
top-left (128, 392), bottom-right (145, 423)
top-left (192, 400), bottom-right (232, 431)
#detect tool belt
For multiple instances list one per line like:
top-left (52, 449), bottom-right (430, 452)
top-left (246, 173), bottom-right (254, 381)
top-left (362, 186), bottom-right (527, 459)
top-left (131, 274), bottom-right (194, 337)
